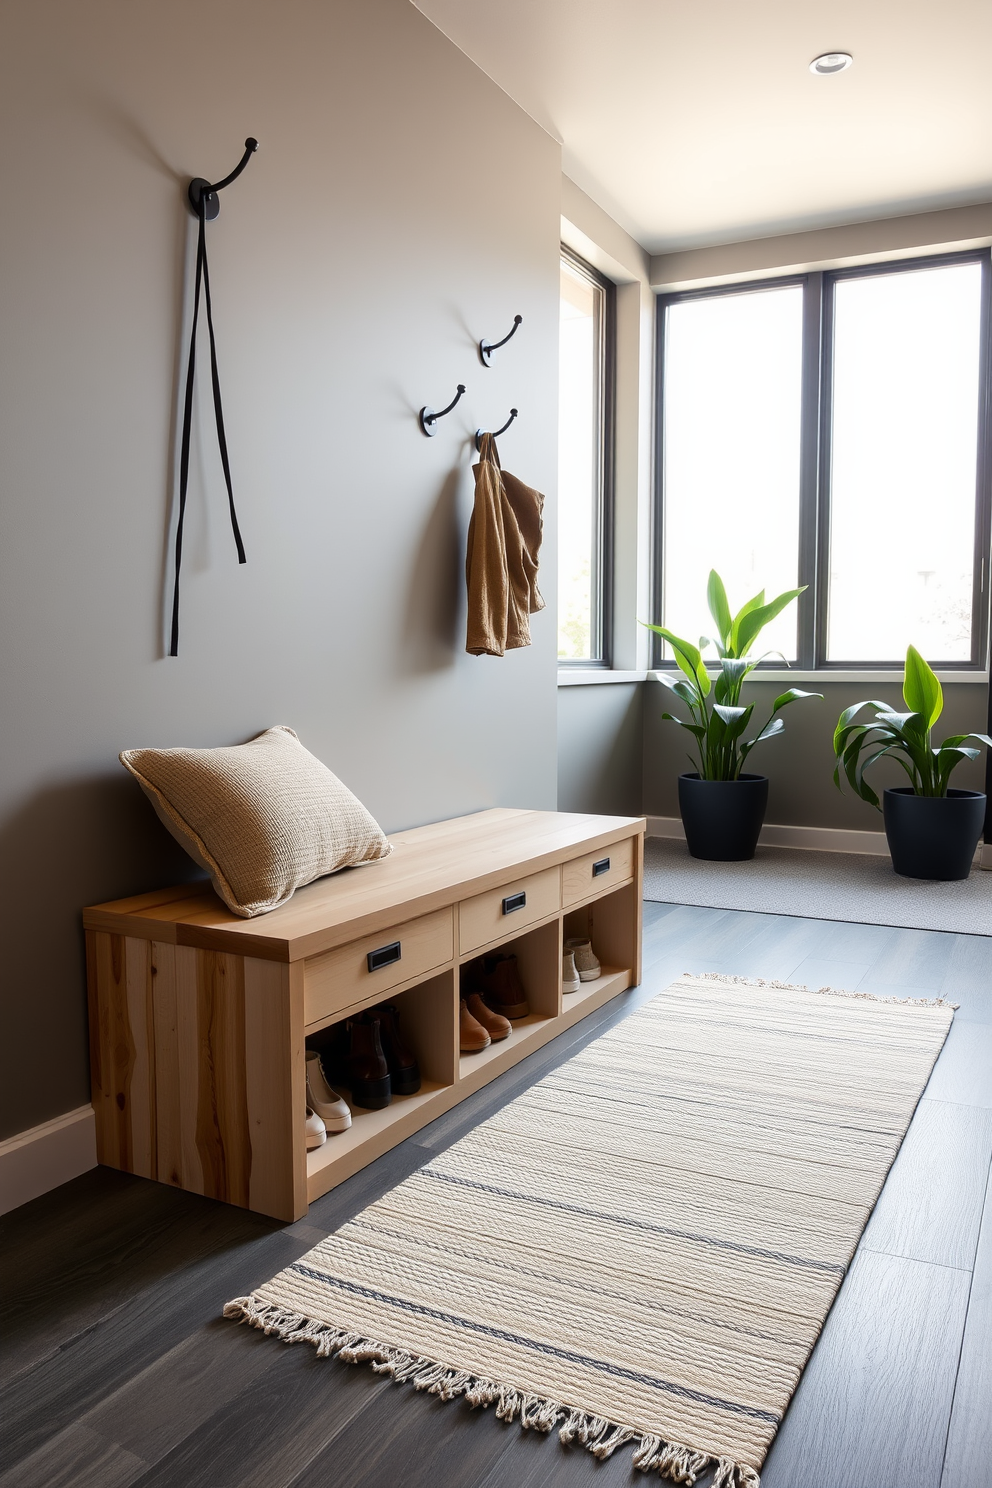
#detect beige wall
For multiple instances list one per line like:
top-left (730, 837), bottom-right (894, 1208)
top-left (0, 0), bottom-right (562, 1140)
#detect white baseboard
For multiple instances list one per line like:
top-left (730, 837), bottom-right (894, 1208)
top-left (646, 815), bottom-right (892, 856)
top-left (0, 1105), bottom-right (97, 1216)
top-left (982, 843), bottom-right (992, 871)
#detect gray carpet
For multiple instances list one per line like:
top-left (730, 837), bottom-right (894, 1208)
top-left (644, 835), bottom-right (992, 935)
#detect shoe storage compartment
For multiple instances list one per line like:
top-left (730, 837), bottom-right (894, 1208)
top-left (85, 808), bottom-right (644, 1222)
top-left (305, 970), bottom-right (458, 1193)
top-left (563, 880), bottom-right (639, 1012)
top-left (458, 919), bottom-right (561, 1082)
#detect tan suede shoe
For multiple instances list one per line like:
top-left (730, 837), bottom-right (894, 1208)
top-left (466, 992), bottom-right (511, 1041)
top-left (460, 997), bottom-right (491, 1052)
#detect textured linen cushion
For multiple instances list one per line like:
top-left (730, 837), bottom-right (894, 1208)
top-left (120, 726), bottom-right (392, 917)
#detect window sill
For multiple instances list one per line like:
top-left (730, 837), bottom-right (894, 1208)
top-left (558, 669), bottom-right (647, 686)
top-left (647, 669), bottom-right (990, 686)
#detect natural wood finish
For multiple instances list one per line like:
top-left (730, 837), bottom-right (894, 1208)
top-left (304, 908), bottom-right (453, 1030)
top-left (561, 836), bottom-right (634, 908)
top-left (86, 810), bottom-right (645, 1221)
top-left (88, 934), bottom-right (304, 1221)
top-left (458, 865), bottom-right (561, 955)
top-left (84, 809), bottom-right (644, 962)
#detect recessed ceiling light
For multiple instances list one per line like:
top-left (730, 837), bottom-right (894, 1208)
top-left (810, 52), bottom-right (853, 75)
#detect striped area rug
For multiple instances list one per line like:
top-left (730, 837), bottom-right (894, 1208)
top-left (225, 974), bottom-right (954, 1486)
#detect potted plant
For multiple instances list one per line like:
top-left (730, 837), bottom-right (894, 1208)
top-left (833, 646), bottom-right (990, 880)
top-left (646, 572), bottom-right (821, 860)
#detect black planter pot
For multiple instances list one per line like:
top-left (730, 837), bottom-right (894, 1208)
top-left (882, 787), bottom-right (986, 881)
top-left (678, 773), bottom-right (769, 862)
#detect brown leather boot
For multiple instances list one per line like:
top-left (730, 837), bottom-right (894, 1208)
top-left (460, 997), bottom-right (491, 1052)
top-left (466, 992), bottom-right (510, 1041)
top-left (477, 953), bottom-right (529, 1019)
top-left (374, 1003), bottom-right (421, 1095)
top-left (347, 1014), bottom-right (391, 1109)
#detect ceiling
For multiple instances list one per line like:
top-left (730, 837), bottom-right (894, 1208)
top-left (413, 0), bottom-right (992, 254)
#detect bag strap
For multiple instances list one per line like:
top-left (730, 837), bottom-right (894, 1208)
top-left (169, 198), bottom-right (247, 657)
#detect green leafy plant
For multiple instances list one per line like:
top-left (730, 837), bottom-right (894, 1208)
top-left (833, 646), bottom-right (992, 807)
top-left (644, 571), bottom-right (821, 781)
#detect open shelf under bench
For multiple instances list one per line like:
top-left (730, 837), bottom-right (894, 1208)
top-left (84, 807), bottom-right (645, 1221)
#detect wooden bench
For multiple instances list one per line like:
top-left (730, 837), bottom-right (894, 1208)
top-left (84, 807), bottom-right (645, 1221)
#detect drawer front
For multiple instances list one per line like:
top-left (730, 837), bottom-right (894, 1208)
top-left (459, 865), bottom-right (561, 955)
top-left (304, 908), bottom-right (453, 1028)
top-left (561, 837), bottom-right (635, 908)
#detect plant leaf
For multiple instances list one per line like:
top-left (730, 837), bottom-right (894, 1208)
top-left (728, 589), bottom-right (765, 654)
top-left (734, 587), bottom-right (806, 658)
top-left (644, 624), bottom-right (710, 697)
top-left (707, 570), bottom-right (733, 648)
top-left (903, 645), bottom-right (943, 728)
top-left (771, 687), bottom-right (823, 712)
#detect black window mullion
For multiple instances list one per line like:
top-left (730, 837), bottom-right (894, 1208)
top-left (797, 273), bottom-right (823, 669)
top-left (813, 272), bottom-right (836, 668)
top-left (971, 251), bottom-right (991, 672)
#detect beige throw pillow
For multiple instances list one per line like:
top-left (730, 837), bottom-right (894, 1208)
top-left (120, 725), bottom-right (392, 917)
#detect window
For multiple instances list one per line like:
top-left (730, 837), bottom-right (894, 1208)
top-left (558, 249), bottom-right (614, 664)
top-left (655, 251), bottom-right (991, 668)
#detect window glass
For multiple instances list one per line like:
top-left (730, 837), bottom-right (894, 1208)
top-left (662, 286), bottom-right (803, 660)
top-left (826, 262), bottom-right (983, 662)
top-left (558, 255), bottom-right (607, 661)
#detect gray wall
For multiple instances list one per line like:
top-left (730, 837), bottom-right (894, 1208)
top-left (643, 679), bottom-right (989, 828)
top-left (0, 0), bottom-right (561, 1140)
top-left (557, 684), bottom-right (643, 816)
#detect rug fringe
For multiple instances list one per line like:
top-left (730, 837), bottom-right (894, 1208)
top-left (694, 971), bottom-right (958, 1010)
top-left (223, 1295), bottom-right (760, 1486)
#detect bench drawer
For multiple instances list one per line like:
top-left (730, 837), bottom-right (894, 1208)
top-left (304, 908), bottom-right (453, 1029)
top-left (459, 866), bottom-right (560, 955)
top-left (561, 837), bottom-right (635, 908)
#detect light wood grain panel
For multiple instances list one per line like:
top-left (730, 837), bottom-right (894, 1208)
top-left (87, 931), bottom-right (133, 1172)
top-left (459, 866), bottom-right (560, 954)
top-left (174, 947), bottom-right (204, 1198)
top-left (304, 909), bottom-right (453, 1029)
top-left (85, 809), bottom-right (646, 962)
top-left (193, 952), bottom-right (252, 1208)
top-left (561, 836), bottom-right (635, 908)
top-left (391, 971), bottom-right (458, 1087)
top-left (150, 941), bottom-right (182, 1189)
top-left (123, 937), bottom-right (155, 1180)
top-left (244, 958), bottom-right (307, 1222)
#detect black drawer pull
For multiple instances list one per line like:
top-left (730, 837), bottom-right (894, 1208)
top-left (592, 857), bottom-right (611, 878)
top-left (367, 941), bottom-right (401, 973)
top-left (502, 891), bottom-right (527, 915)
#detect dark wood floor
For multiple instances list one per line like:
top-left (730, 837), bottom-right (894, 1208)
top-left (2, 901), bottom-right (990, 1488)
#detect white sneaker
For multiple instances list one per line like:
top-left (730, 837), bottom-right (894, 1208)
top-left (305, 1107), bottom-right (327, 1150)
top-left (306, 1051), bottom-right (353, 1132)
top-left (562, 949), bottom-right (581, 994)
top-left (565, 937), bottom-right (601, 982)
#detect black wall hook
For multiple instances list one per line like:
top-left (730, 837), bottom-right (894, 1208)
top-left (188, 137), bottom-right (258, 221)
top-left (420, 384), bottom-right (466, 436)
top-left (479, 315), bottom-right (522, 367)
top-left (475, 408), bottom-right (518, 451)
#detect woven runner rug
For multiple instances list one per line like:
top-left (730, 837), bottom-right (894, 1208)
top-left (225, 974), bottom-right (954, 1486)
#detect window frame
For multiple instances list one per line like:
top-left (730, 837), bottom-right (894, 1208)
top-left (558, 246), bottom-right (616, 669)
top-left (652, 247), bottom-right (992, 673)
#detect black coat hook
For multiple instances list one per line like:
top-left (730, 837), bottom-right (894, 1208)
top-left (475, 408), bottom-right (518, 451)
top-left (188, 137), bottom-right (258, 221)
top-left (420, 384), bottom-right (466, 436)
top-left (479, 315), bottom-right (522, 367)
